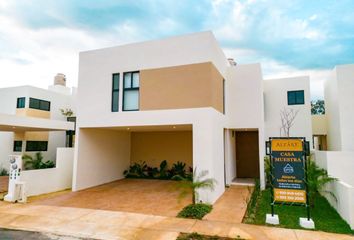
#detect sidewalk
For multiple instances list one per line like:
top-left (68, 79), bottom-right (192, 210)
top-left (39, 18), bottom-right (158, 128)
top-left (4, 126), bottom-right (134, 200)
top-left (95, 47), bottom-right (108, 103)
top-left (0, 202), bottom-right (353, 240)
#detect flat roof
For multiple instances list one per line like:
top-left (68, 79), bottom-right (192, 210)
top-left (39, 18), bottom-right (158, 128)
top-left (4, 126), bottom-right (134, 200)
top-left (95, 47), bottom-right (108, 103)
top-left (0, 113), bottom-right (75, 132)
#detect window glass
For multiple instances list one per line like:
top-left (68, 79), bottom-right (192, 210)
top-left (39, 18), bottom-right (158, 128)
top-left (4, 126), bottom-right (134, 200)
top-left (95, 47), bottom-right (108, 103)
top-left (124, 73), bottom-right (132, 88)
top-left (29, 98), bottom-right (50, 111)
top-left (13, 141), bottom-right (22, 152)
top-left (17, 97), bottom-right (25, 108)
top-left (287, 90), bottom-right (304, 105)
top-left (112, 91), bottom-right (119, 112)
top-left (296, 91), bottom-right (305, 104)
top-left (132, 72), bottom-right (139, 88)
top-left (40, 101), bottom-right (50, 111)
top-left (29, 98), bottom-right (40, 109)
top-left (26, 141), bottom-right (48, 152)
top-left (112, 73), bottom-right (120, 112)
top-left (113, 74), bottom-right (119, 90)
top-left (124, 90), bottom-right (139, 110)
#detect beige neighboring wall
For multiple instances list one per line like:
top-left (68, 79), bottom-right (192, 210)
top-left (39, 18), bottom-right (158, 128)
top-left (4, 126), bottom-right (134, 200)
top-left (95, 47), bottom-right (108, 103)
top-left (131, 131), bottom-right (193, 168)
top-left (140, 62), bottom-right (224, 113)
top-left (15, 108), bottom-right (50, 142)
top-left (16, 108), bottom-right (51, 119)
top-left (312, 115), bottom-right (327, 135)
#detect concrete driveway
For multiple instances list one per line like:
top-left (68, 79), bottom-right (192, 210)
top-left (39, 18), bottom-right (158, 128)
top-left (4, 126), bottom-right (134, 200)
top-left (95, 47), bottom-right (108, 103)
top-left (29, 179), bottom-right (192, 217)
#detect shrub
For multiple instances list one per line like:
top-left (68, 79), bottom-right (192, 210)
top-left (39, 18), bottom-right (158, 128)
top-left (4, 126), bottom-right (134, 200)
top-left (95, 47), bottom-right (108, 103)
top-left (177, 203), bottom-right (212, 219)
top-left (0, 168), bottom-right (8, 176)
top-left (123, 161), bottom-right (148, 178)
top-left (23, 152), bottom-right (55, 170)
top-left (169, 161), bottom-right (187, 178)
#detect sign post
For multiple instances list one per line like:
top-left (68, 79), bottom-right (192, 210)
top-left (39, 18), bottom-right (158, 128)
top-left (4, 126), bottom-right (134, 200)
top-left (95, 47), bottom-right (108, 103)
top-left (266, 137), bottom-right (314, 228)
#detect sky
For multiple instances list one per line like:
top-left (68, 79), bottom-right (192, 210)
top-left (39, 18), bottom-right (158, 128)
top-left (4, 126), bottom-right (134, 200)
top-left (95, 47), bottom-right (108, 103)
top-left (0, 0), bottom-right (353, 99)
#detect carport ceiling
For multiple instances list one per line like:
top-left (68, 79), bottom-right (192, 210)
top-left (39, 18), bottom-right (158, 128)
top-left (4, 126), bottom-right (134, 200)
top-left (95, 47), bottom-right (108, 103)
top-left (102, 124), bottom-right (192, 132)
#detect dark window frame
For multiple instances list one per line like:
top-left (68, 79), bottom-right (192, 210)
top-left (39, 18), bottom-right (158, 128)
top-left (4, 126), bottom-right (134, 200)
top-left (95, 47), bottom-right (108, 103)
top-left (13, 141), bottom-right (23, 152)
top-left (287, 90), bottom-right (305, 105)
top-left (123, 71), bottom-right (140, 111)
top-left (29, 98), bottom-right (51, 111)
top-left (16, 97), bottom-right (26, 108)
top-left (25, 141), bottom-right (48, 152)
top-left (111, 73), bottom-right (120, 112)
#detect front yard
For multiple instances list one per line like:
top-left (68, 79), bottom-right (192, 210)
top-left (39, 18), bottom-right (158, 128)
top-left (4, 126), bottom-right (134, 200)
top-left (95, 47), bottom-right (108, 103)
top-left (244, 188), bottom-right (354, 235)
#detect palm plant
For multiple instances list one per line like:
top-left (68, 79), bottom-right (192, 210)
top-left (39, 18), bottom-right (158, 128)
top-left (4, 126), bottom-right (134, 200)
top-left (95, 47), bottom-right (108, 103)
top-left (306, 157), bottom-right (337, 206)
top-left (173, 168), bottom-right (217, 204)
top-left (23, 152), bottom-right (55, 170)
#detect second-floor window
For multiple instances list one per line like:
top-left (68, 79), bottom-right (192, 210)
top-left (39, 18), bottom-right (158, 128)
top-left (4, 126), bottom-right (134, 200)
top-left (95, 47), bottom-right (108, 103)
top-left (29, 98), bottom-right (51, 111)
top-left (123, 71), bottom-right (139, 111)
top-left (112, 73), bottom-right (120, 112)
top-left (16, 97), bottom-right (25, 108)
top-left (288, 90), bottom-right (305, 105)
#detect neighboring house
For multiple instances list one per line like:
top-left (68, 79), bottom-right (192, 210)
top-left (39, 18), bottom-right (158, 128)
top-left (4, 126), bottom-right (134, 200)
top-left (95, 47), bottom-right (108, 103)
top-left (311, 64), bottom-right (354, 229)
top-left (0, 74), bottom-right (76, 170)
top-left (324, 64), bottom-right (354, 151)
top-left (73, 31), bottom-right (313, 203)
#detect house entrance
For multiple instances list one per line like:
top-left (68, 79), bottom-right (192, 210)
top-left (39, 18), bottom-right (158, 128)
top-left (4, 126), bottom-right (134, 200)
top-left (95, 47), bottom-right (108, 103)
top-left (235, 131), bottom-right (260, 178)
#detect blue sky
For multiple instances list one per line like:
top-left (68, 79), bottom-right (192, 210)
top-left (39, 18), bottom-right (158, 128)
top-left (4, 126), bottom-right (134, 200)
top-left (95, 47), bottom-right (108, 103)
top-left (1, 0), bottom-right (353, 99)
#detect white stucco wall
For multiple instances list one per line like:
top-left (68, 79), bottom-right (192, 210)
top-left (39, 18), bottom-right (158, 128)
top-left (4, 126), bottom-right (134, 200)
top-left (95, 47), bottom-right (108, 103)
top-left (324, 64), bottom-right (354, 151)
top-left (336, 64), bottom-right (354, 151)
top-left (324, 69), bottom-right (342, 150)
top-left (21, 147), bottom-right (74, 197)
top-left (314, 150), bottom-right (354, 229)
top-left (73, 128), bottom-right (131, 191)
top-left (264, 76), bottom-right (313, 148)
top-left (314, 150), bottom-right (354, 186)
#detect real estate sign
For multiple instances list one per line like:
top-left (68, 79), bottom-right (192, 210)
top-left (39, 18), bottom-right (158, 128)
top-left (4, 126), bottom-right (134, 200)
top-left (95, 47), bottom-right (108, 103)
top-left (270, 138), bottom-right (306, 204)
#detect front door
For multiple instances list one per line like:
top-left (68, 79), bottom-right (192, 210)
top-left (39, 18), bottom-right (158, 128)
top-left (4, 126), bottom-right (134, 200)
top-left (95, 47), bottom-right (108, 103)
top-left (236, 131), bottom-right (260, 178)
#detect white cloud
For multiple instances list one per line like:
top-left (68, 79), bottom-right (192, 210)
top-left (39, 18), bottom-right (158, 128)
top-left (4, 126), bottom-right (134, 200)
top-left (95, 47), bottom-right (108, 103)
top-left (0, 13), bottom-right (145, 89)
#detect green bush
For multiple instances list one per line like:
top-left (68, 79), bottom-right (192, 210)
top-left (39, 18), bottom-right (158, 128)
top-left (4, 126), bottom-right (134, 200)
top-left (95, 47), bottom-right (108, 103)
top-left (23, 152), bottom-right (55, 170)
top-left (0, 168), bottom-right (8, 176)
top-left (124, 160), bottom-right (193, 180)
top-left (177, 203), bottom-right (212, 219)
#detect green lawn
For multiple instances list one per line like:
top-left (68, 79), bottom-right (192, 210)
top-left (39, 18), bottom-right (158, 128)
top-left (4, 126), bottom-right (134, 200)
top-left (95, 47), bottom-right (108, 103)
top-left (244, 188), bottom-right (354, 235)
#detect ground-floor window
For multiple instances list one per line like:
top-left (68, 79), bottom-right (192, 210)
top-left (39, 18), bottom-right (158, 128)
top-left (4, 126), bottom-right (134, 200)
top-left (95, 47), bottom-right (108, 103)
top-left (13, 141), bottom-right (23, 152)
top-left (25, 141), bottom-right (48, 152)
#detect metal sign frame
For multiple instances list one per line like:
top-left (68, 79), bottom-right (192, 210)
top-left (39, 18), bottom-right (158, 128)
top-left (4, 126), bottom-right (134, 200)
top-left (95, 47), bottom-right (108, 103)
top-left (266, 137), bottom-right (311, 220)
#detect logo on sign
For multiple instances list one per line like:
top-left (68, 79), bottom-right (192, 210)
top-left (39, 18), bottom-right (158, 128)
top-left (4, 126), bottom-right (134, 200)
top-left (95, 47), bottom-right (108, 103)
top-left (283, 164), bottom-right (294, 174)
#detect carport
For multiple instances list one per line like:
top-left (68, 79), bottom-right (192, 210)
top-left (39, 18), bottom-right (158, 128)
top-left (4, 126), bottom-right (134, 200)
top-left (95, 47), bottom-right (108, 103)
top-left (33, 124), bottom-right (194, 216)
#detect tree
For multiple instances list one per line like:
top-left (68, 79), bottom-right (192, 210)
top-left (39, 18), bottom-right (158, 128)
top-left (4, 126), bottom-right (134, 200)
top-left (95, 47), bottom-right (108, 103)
top-left (280, 108), bottom-right (299, 137)
top-left (311, 100), bottom-right (325, 115)
top-left (173, 168), bottom-right (217, 204)
top-left (60, 108), bottom-right (74, 117)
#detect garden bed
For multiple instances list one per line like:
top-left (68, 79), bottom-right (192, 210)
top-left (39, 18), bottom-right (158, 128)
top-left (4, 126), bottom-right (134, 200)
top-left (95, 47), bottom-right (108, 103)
top-left (244, 188), bottom-right (354, 235)
top-left (177, 232), bottom-right (244, 240)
